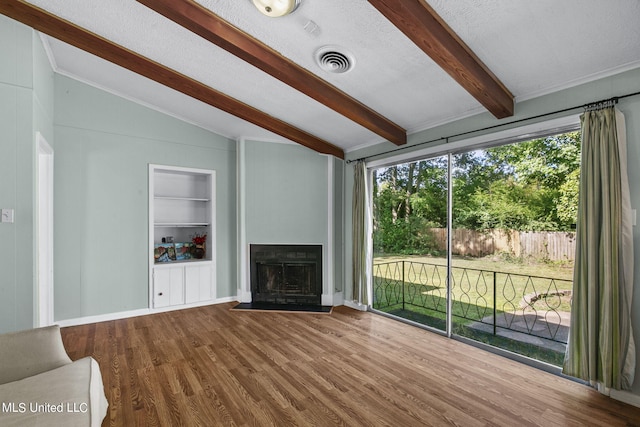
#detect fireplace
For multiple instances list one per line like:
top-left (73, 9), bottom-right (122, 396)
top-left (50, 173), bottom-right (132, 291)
top-left (250, 244), bottom-right (322, 306)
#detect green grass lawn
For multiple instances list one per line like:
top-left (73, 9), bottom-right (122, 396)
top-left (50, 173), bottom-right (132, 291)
top-left (376, 253), bottom-right (574, 279)
top-left (373, 254), bottom-right (573, 366)
top-left (374, 254), bottom-right (573, 316)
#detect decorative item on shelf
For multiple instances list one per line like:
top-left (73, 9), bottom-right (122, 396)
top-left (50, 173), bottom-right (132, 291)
top-left (154, 243), bottom-right (176, 263)
top-left (191, 232), bottom-right (207, 259)
top-left (174, 242), bottom-right (193, 260)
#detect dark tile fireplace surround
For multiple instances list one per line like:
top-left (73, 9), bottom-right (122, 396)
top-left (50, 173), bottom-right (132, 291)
top-left (250, 244), bottom-right (322, 306)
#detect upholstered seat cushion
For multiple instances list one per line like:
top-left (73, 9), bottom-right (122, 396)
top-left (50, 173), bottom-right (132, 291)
top-left (0, 356), bottom-right (108, 427)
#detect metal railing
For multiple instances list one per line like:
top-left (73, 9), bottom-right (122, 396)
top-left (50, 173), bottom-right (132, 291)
top-left (373, 260), bottom-right (572, 345)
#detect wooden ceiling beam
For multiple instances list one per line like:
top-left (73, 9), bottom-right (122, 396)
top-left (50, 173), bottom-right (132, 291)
top-left (368, 0), bottom-right (514, 119)
top-left (0, 0), bottom-right (345, 159)
top-left (136, 0), bottom-right (407, 146)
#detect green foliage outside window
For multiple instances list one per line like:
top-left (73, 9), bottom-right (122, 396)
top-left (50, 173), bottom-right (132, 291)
top-left (373, 132), bottom-right (581, 255)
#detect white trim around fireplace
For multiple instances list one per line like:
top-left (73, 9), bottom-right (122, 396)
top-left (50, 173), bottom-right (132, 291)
top-left (237, 139), bottom-right (249, 302)
top-left (235, 139), bottom-right (337, 305)
top-left (324, 155), bottom-right (335, 306)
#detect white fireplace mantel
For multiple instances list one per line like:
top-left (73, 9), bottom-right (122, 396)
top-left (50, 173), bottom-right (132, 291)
top-left (237, 139), bottom-right (343, 306)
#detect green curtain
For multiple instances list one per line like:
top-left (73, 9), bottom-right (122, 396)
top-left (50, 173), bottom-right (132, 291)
top-left (352, 160), bottom-right (368, 305)
top-left (563, 107), bottom-right (635, 391)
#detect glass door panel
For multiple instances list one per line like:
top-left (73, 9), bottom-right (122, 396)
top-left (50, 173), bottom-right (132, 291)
top-left (450, 133), bottom-right (579, 365)
top-left (371, 156), bottom-right (449, 332)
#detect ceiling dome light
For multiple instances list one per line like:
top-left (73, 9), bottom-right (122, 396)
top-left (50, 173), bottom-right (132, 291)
top-left (251, 0), bottom-right (300, 18)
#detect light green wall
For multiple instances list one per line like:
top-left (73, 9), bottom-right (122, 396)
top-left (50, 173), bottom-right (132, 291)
top-left (345, 67), bottom-right (640, 392)
top-left (53, 75), bottom-right (237, 320)
top-left (241, 140), bottom-right (338, 299)
top-left (244, 140), bottom-right (329, 245)
top-left (0, 15), bottom-right (32, 88)
top-left (0, 16), bottom-right (54, 333)
top-left (32, 33), bottom-right (55, 142)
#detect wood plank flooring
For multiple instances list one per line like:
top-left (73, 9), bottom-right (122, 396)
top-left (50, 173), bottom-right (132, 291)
top-left (61, 303), bottom-right (640, 426)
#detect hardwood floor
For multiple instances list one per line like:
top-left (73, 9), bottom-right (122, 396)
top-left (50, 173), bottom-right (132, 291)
top-left (61, 303), bottom-right (640, 426)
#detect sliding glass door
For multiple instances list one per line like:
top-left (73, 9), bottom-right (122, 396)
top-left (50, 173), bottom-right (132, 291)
top-left (371, 131), bottom-right (579, 365)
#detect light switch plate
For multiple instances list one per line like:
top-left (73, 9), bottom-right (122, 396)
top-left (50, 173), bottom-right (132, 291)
top-left (1, 208), bottom-right (14, 223)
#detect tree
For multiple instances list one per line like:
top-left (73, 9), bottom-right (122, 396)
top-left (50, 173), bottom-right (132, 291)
top-left (373, 132), bottom-right (581, 254)
top-left (557, 168), bottom-right (580, 228)
top-left (373, 158), bottom-right (447, 254)
top-left (453, 132), bottom-right (581, 231)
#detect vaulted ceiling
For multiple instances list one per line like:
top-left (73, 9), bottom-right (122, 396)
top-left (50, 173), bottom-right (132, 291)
top-left (2, 0), bottom-right (640, 159)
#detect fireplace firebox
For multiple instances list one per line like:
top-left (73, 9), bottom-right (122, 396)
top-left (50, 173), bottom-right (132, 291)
top-left (250, 244), bottom-right (322, 306)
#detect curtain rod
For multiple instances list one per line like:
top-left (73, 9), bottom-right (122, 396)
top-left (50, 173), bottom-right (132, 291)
top-left (346, 90), bottom-right (640, 164)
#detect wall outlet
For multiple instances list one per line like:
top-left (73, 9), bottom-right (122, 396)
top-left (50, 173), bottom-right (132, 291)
top-left (1, 208), bottom-right (14, 223)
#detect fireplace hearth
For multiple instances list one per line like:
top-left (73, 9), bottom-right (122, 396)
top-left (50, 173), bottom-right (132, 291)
top-left (250, 244), bottom-right (322, 306)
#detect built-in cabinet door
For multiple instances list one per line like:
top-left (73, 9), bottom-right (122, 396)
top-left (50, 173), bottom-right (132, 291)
top-left (154, 264), bottom-right (213, 308)
top-left (154, 266), bottom-right (185, 307)
top-left (185, 264), bottom-right (212, 303)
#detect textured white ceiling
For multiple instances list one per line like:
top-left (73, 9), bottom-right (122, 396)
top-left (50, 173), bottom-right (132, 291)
top-left (27, 0), bottom-right (640, 153)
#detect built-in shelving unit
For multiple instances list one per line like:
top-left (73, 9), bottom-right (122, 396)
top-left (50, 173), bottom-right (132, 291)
top-left (149, 164), bottom-right (216, 309)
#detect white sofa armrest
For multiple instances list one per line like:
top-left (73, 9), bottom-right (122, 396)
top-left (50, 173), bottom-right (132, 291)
top-left (0, 325), bottom-right (72, 384)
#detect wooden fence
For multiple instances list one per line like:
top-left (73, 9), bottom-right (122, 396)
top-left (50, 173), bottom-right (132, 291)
top-left (428, 228), bottom-right (576, 261)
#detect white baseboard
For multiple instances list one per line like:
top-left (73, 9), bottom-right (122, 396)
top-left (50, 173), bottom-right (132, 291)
top-left (330, 292), bottom-right (344, 306)
top-left (610, 389), bottom-right (640, 408)
top-left (321, 292), bottom-right (334, 306)
top-left (237, 290), bottom-right (252, 303)
top-left (216, 296), bottom-right (239, 304)
top-left (56, 308), bottom-right (151, 327)
top-left (343, 300), bottom-right (368, 311)
top-left (55, 296), bottom-right (238, 327)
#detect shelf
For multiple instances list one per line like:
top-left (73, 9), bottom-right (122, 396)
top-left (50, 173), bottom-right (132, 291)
top-left (155, 223), bottom-right (209, 227)
top-left (155, 196), bottom-right (210, 202)
top-left (154, 258), bottom-right (212, 266)
top-left (150, 164), bottom-right (216, 309)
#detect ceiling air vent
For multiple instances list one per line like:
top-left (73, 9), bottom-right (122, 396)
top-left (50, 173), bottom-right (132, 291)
top-left (315, 46), bottom-right (354, 74)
